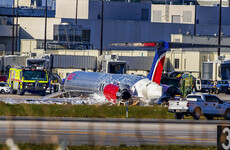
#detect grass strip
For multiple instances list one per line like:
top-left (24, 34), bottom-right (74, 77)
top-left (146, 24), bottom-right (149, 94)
top-left (0, 102), bottom-right (174, 119)
top-left (0, 143), bottom-right (216, 150)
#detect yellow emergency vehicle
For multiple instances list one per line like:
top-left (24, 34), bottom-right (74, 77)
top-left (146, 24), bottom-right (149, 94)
top-left (7, 67), bottom-right (49, 95)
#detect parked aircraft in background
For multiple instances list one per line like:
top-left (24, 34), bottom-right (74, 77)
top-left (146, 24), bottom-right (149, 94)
top-left (64, 41), bottom-right (230, 105)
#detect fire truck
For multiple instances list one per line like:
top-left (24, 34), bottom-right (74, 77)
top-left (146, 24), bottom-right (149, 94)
top-left (7, 67), bottom-right (49, 96)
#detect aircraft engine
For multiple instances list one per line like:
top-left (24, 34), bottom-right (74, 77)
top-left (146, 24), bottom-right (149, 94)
top-left (103, 84), bottom-right (132, 103)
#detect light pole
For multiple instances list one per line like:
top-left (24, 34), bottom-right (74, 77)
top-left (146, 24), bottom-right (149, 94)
top-left (12, 0), bottom-right (15, 55)
top-left (44, 0), bottom-right (48, 52)
top-left (218, 0), bottom-right (222, 56)
top-left (15, 0), bottom-right (19, 52)
top-left (75, 0), bottom-right (78, 25)
top-left (100, 0), bottom-right (104, 56)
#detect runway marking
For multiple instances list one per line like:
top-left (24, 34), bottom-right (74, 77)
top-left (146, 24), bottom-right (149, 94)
top-left (43, 130), bottom-right (215, 141)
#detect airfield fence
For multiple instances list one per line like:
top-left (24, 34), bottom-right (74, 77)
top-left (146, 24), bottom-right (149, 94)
top-left (1, 115), bottom-right (228, 148)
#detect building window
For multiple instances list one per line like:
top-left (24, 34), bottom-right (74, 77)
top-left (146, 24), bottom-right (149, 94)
top-left (175, 38), bottom-right (180, 42)
top-left (183, 11), bottom-right (192, 22)
top-left (172, 15), bottom-right (180, 23)
top-left (141, 8), bottom-right (149, 21)
top-left (153, 10), bottom-right (162, 22)
top-left (82, 30), bottom-right (90, 42)
top-left (54, 35), bottom-right (58, 41)
top-left (174, 59), bottom-right (179, 69)
top-left (202, 56), bottom-right (207, 62)
top-left (66, 73), bottom-right (70, 78)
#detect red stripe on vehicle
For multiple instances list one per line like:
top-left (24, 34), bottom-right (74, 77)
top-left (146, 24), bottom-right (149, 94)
top-left (12, 79), bottom-right (22, 82)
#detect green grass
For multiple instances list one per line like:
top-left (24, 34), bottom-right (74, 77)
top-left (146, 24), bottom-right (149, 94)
top-left (0, 144), bottom-right (217, 150)
top-left (0, 101), bottom-right (174, 119)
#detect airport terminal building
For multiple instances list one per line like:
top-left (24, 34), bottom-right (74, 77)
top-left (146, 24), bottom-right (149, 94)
top-left (1, 0), bottom-right (230, 79)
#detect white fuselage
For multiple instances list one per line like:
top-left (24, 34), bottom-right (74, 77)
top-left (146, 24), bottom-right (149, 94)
top-left (64, 71), bottom-right (163, 103)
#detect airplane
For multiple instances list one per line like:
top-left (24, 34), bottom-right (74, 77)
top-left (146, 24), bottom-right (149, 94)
top-left (63, 41), bottom-right (230, 105)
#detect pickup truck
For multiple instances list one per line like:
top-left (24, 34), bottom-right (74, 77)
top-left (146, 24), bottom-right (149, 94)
top-left (168, 94), bottom-right (230, 120)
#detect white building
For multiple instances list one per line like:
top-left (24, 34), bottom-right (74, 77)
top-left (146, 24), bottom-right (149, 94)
top-left (168, 34), bottom-right (230, 78)
top-left (3, 0), bottom-right (230, 78)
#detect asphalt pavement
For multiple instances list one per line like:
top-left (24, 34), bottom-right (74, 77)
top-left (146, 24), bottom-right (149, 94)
top-left (0, 117), bottom-right (227, 146)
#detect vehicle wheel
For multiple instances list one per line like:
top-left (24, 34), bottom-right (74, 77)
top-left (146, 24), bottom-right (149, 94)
top-left (174, 113), bottom-right (184, 119)
top-left (0, 89), bottom-right (5, 94)
top-left (224, 109), bottom-right (230, 120)
top-left (193, 108), bottom-right (201, 120)
top-left (205, 115), bottom-right (213, 120)
top-left (40, 90), bottom-right (46, 96)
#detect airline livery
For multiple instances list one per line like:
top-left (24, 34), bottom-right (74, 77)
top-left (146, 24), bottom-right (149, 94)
top-left (64, 41), bottom-right (230, 104)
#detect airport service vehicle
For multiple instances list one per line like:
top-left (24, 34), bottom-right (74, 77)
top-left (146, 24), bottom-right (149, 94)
top-left (64, 41), bottom-right (230, 105)
top-left (168, 94), bottom-right (230, 120)
top-left (0, 82), bottom-right (10, 93)
top-left (161, 73), bottom-right (193, 98)
top-left (195, 79), bottom-right (212, 93)
top-left (7, 67), bottom-right (49, 95)
top-left (216, 80), bottom-right (229, 94)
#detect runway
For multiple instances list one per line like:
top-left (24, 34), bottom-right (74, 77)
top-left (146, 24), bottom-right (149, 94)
top-left (0, 117), bottom-right (229, 146)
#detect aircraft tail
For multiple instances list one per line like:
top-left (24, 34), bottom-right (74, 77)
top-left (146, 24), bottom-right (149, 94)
top-left (147, 49), bottom-right (167, 85)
